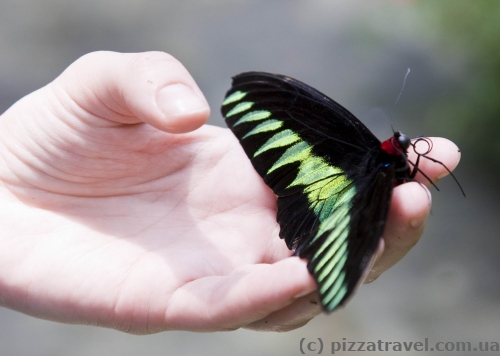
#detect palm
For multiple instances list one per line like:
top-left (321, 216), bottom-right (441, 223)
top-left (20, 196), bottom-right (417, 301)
top-left (1, 110), bottom-right (298, 331)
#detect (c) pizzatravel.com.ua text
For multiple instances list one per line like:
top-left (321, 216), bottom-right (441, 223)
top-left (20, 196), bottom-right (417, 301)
top-left (299, 338), bottom-right (499, 354)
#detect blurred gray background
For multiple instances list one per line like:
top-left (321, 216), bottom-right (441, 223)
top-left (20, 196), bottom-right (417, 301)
top-left (1, 1), bottom-right (499, 355)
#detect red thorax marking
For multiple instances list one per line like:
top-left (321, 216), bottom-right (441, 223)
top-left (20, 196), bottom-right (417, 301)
top-left (381, 137), bottom-right (403, 156)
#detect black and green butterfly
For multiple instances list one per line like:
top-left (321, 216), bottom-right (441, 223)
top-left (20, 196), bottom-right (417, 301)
top-left (221, 72), bottom-right (459, 313)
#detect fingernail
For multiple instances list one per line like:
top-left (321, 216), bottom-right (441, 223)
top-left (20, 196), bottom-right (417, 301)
top-left (157, 84), bottom-right (208, 118)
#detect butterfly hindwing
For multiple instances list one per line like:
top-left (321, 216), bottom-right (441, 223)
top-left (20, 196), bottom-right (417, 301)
top-left (222, 72), bottom-right (395, 312)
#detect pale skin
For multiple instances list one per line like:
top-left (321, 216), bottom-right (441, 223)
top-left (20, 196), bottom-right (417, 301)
top-left (0, 51), bottom-right (461, 333)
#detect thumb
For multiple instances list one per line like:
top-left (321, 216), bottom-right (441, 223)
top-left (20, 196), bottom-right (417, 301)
top-left (53, 51), bottom-right (210, 133)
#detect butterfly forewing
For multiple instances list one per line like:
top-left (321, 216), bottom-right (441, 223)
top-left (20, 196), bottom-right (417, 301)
top-left (221, 72), bottom-right (395, 312)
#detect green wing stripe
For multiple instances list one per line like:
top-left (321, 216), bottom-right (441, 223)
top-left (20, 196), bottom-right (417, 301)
top-left (326, 284), bottom-right (348, 310)
top-left (317, 238), bottom-right (348, 280)
top-left (243, 119), bottom-right (283, 139)
top-left (268, 141), bottom-right (312, 173)
top-left (313, 214), bottom-right (350, 268)
top-left (226, 102), bottom-right (254, 117)
top-left (222, 90), bottom-right (247, 106)
top-left (234, 110), bottom-right (272, 126)
top-left (253, 129), bottom-right (300, 157)
top-left (320, 254), bottom-right (347, 290)
top-left (322, 270), bottom-right (348, 306)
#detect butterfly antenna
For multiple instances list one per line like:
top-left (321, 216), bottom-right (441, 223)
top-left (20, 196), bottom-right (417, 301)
top-left (390, 68), bottom-right (411, 133)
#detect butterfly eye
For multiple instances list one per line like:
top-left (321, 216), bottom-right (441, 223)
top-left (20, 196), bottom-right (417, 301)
top-left (398, 134), bottom-right (411, 150)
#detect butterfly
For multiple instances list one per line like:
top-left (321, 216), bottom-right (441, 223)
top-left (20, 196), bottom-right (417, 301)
top-left (220, 71), bottom-right (463, 312)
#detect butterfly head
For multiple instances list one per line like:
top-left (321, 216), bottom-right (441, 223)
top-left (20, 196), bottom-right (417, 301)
top-left (394, 131), bottom-right (411, 151)
top-left (381, 131), bottom-right (410, 157)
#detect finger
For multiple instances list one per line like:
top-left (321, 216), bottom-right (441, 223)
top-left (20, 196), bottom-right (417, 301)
top-left (53, 51), bottom-right (210, 133)
top-left (163, 257), bottom-right (316, 332)
top-left (365, 137), bottom-right (462, 282)
top-left (244, 292), bottom-right (321, 332)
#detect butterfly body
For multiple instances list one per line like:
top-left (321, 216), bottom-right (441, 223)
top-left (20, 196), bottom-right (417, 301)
top-left (221, 72), bottom-right (418, 312)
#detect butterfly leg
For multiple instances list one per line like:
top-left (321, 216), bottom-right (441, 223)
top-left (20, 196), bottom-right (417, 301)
top-left (409, 154), bottom-right (421, 179)
top-left (408, 159), bottom-right (440, 191)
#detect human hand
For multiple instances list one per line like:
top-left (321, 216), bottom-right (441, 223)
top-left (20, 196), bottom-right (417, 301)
top-left (0, 51), bottom-right (461, 333)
